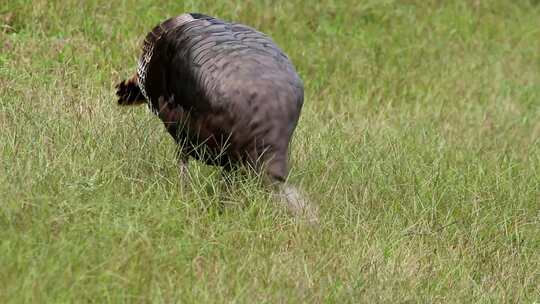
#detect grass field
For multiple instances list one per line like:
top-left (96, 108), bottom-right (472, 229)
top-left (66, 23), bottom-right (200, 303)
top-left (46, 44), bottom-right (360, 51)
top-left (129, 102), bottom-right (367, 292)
top-left (1, 0), bottom-right (539, 302)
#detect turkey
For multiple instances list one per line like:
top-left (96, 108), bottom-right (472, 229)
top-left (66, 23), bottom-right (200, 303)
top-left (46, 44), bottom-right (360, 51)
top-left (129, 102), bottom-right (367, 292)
top-left (116, 13), bottom-right (317, 222)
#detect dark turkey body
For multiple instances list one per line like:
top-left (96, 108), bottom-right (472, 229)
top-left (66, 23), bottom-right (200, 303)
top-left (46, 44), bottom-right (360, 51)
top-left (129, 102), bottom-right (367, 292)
top-left (142, 14), bottom-right (304, 181)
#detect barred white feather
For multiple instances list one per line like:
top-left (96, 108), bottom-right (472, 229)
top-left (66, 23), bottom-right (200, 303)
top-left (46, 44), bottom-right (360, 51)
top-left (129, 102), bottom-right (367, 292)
top-left (136, 44), bottom-right (152, 102)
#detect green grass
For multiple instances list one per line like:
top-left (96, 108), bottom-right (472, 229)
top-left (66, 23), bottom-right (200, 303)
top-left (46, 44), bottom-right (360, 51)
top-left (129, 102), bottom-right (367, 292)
top-left (1, 0), bottom-right (539, 302)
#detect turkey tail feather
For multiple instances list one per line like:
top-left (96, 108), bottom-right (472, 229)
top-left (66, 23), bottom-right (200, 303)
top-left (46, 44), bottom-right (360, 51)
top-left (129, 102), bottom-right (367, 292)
top-left (116, 75), bottom-right (145, 106)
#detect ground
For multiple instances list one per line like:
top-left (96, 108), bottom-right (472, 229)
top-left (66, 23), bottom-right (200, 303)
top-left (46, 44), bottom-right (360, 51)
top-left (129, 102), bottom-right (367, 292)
top-left (1, 0), bottom-right (539, 302)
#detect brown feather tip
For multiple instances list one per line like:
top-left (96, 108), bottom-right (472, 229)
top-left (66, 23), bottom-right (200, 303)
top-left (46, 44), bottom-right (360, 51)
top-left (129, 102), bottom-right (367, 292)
top-left (116, 75), bottom-right (145, 106)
